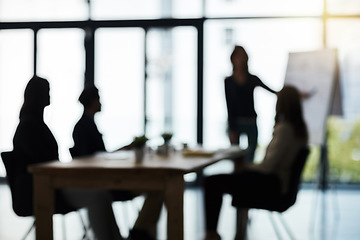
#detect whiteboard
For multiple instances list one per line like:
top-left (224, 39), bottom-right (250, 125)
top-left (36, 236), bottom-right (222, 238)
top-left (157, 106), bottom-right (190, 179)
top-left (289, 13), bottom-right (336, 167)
top-left (284, 49), bottom-right (338, 146)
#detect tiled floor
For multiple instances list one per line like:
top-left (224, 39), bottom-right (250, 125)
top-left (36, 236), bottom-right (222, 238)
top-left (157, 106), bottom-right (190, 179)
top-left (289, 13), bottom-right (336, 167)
top-left (0, 182), bottom-right (360, 240)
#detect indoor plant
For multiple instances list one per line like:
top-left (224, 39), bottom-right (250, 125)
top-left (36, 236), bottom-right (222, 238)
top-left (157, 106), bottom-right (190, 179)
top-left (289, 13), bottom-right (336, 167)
top-left (132, 135), bottom-right (148, 163)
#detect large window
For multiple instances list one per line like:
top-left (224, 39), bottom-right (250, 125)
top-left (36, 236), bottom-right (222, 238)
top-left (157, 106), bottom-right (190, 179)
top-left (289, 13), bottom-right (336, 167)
top-left (0, 0), bottom-right (88, 21)
top-left (146, 27), bottom-right (198, 147)
top-left (324, 19), bottom-right (360, 183)
top-left (91, 0), bottom-right (203, 20)
top-left (0, 30), bottom-right (33, 175)
top-left (327, 19), bottom-right (360, 119)
top-left (95, 28), bottom-right (145, 150)
top-left (203, 18), bottom-right (323, 151)
top-left (327, 0), bottom-right (360, 15)
top-left (92, 0), bottom-right (162, 20)
top-left (0, 0), bottom-right (360, 183)
top-left (37, 28), bottom-right (85, 161)
top-left (205, 0), bottom-right (323, 17)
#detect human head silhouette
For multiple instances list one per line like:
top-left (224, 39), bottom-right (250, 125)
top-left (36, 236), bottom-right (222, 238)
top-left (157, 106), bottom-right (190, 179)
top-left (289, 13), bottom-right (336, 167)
top-left (275, 85), bottom-right (308, 140)
top-left (230, 45), bottom-right (249, 72)
top-left (20, 76), bottom-right (50, 118)
top-left (78, 84), bottom-right (101, 114)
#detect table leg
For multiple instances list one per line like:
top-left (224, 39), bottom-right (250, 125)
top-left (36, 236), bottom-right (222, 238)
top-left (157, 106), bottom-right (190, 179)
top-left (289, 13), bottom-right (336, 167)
top-left (33, 175), bottom-right (54, 240)
top-left (233, 156), bottom-right (246, 173)
top-left (165, 173), bottom-right (184, 240)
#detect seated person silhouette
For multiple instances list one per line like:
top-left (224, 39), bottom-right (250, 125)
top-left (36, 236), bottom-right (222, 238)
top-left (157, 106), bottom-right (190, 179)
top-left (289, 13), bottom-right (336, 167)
top-left (71, 85), bottom-right (131, 157)
top-left (12, 76), bottom-right (124, 240)
top-left (71, 84), bottom-right (163, 240)
top-left (203, 86), bottom-right (308, 240)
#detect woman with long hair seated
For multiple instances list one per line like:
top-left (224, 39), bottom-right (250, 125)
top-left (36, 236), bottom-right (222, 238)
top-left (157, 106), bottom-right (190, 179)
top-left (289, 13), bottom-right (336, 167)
top-left (203, 85), bottom-right (308, 240)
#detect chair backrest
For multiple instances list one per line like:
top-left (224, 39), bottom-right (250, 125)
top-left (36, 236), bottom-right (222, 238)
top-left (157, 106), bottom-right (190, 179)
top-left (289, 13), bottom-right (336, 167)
top-left (259, 146), bottom-right (310, 212)
top-left (1, 151), bottom-right (34, 217)
top-left (1, 151), bottom-right (78, 217)
top-left (232, 146), bottom-right (310, 212)
top-left (279, 146), bottom-right (310, 211)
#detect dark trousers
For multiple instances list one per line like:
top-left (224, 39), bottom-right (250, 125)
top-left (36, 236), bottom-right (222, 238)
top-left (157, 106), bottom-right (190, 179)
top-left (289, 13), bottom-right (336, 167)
top-left (231, 121), bottom-right (258, 163)
top-left (204, 170), bottom-right (281, 231)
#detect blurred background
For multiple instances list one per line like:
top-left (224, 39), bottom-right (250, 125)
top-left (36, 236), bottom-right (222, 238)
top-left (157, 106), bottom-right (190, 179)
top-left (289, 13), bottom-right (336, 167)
top-left (0, 0), bottom-right (359, 185)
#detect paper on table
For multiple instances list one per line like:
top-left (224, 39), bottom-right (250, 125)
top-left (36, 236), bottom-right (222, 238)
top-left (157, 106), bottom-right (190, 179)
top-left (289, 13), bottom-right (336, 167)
top-left (215, 146), bottom-right (247, 159)
top-left (96, 150), bottom-right (134, 160)
top-left (181, 145), bottom-right (247, 158)
top-left (182, 149), bottom-right (215, 157)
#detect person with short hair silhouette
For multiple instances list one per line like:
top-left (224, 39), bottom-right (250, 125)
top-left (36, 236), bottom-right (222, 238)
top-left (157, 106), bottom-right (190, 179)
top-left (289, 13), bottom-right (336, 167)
top-left (71, 84), bottom-right (163, 240)
top-left (71, 84), bottom-right (106, 156)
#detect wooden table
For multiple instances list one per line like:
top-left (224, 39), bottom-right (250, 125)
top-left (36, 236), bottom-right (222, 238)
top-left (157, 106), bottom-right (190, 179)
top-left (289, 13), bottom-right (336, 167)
top-left (28, 150), bottom-right (236, 240)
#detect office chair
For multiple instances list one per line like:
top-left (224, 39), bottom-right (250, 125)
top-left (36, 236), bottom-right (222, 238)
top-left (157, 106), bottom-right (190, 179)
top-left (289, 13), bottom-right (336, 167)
top-left (1, 151), bottom-right (90, 240)
top-left (232, 146), bottom-right (310, 240)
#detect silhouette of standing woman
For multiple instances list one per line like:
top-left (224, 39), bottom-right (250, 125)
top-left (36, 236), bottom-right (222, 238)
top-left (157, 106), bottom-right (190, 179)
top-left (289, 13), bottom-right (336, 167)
top-left (225, 45), bottom-right (277, 162)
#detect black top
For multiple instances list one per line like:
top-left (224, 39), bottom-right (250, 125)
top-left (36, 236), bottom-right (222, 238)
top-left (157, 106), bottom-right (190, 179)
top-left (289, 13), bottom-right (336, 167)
top-left (71, 112), bottom-right (106, 157)
top-left (224, 74), bottom-right (276, 130)
top-left (71, 113), bottom-right (138, 201)
top-left (11, 115), bottom-right (71, 216)
top-left (13, 115), bottom-right (59, 172)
